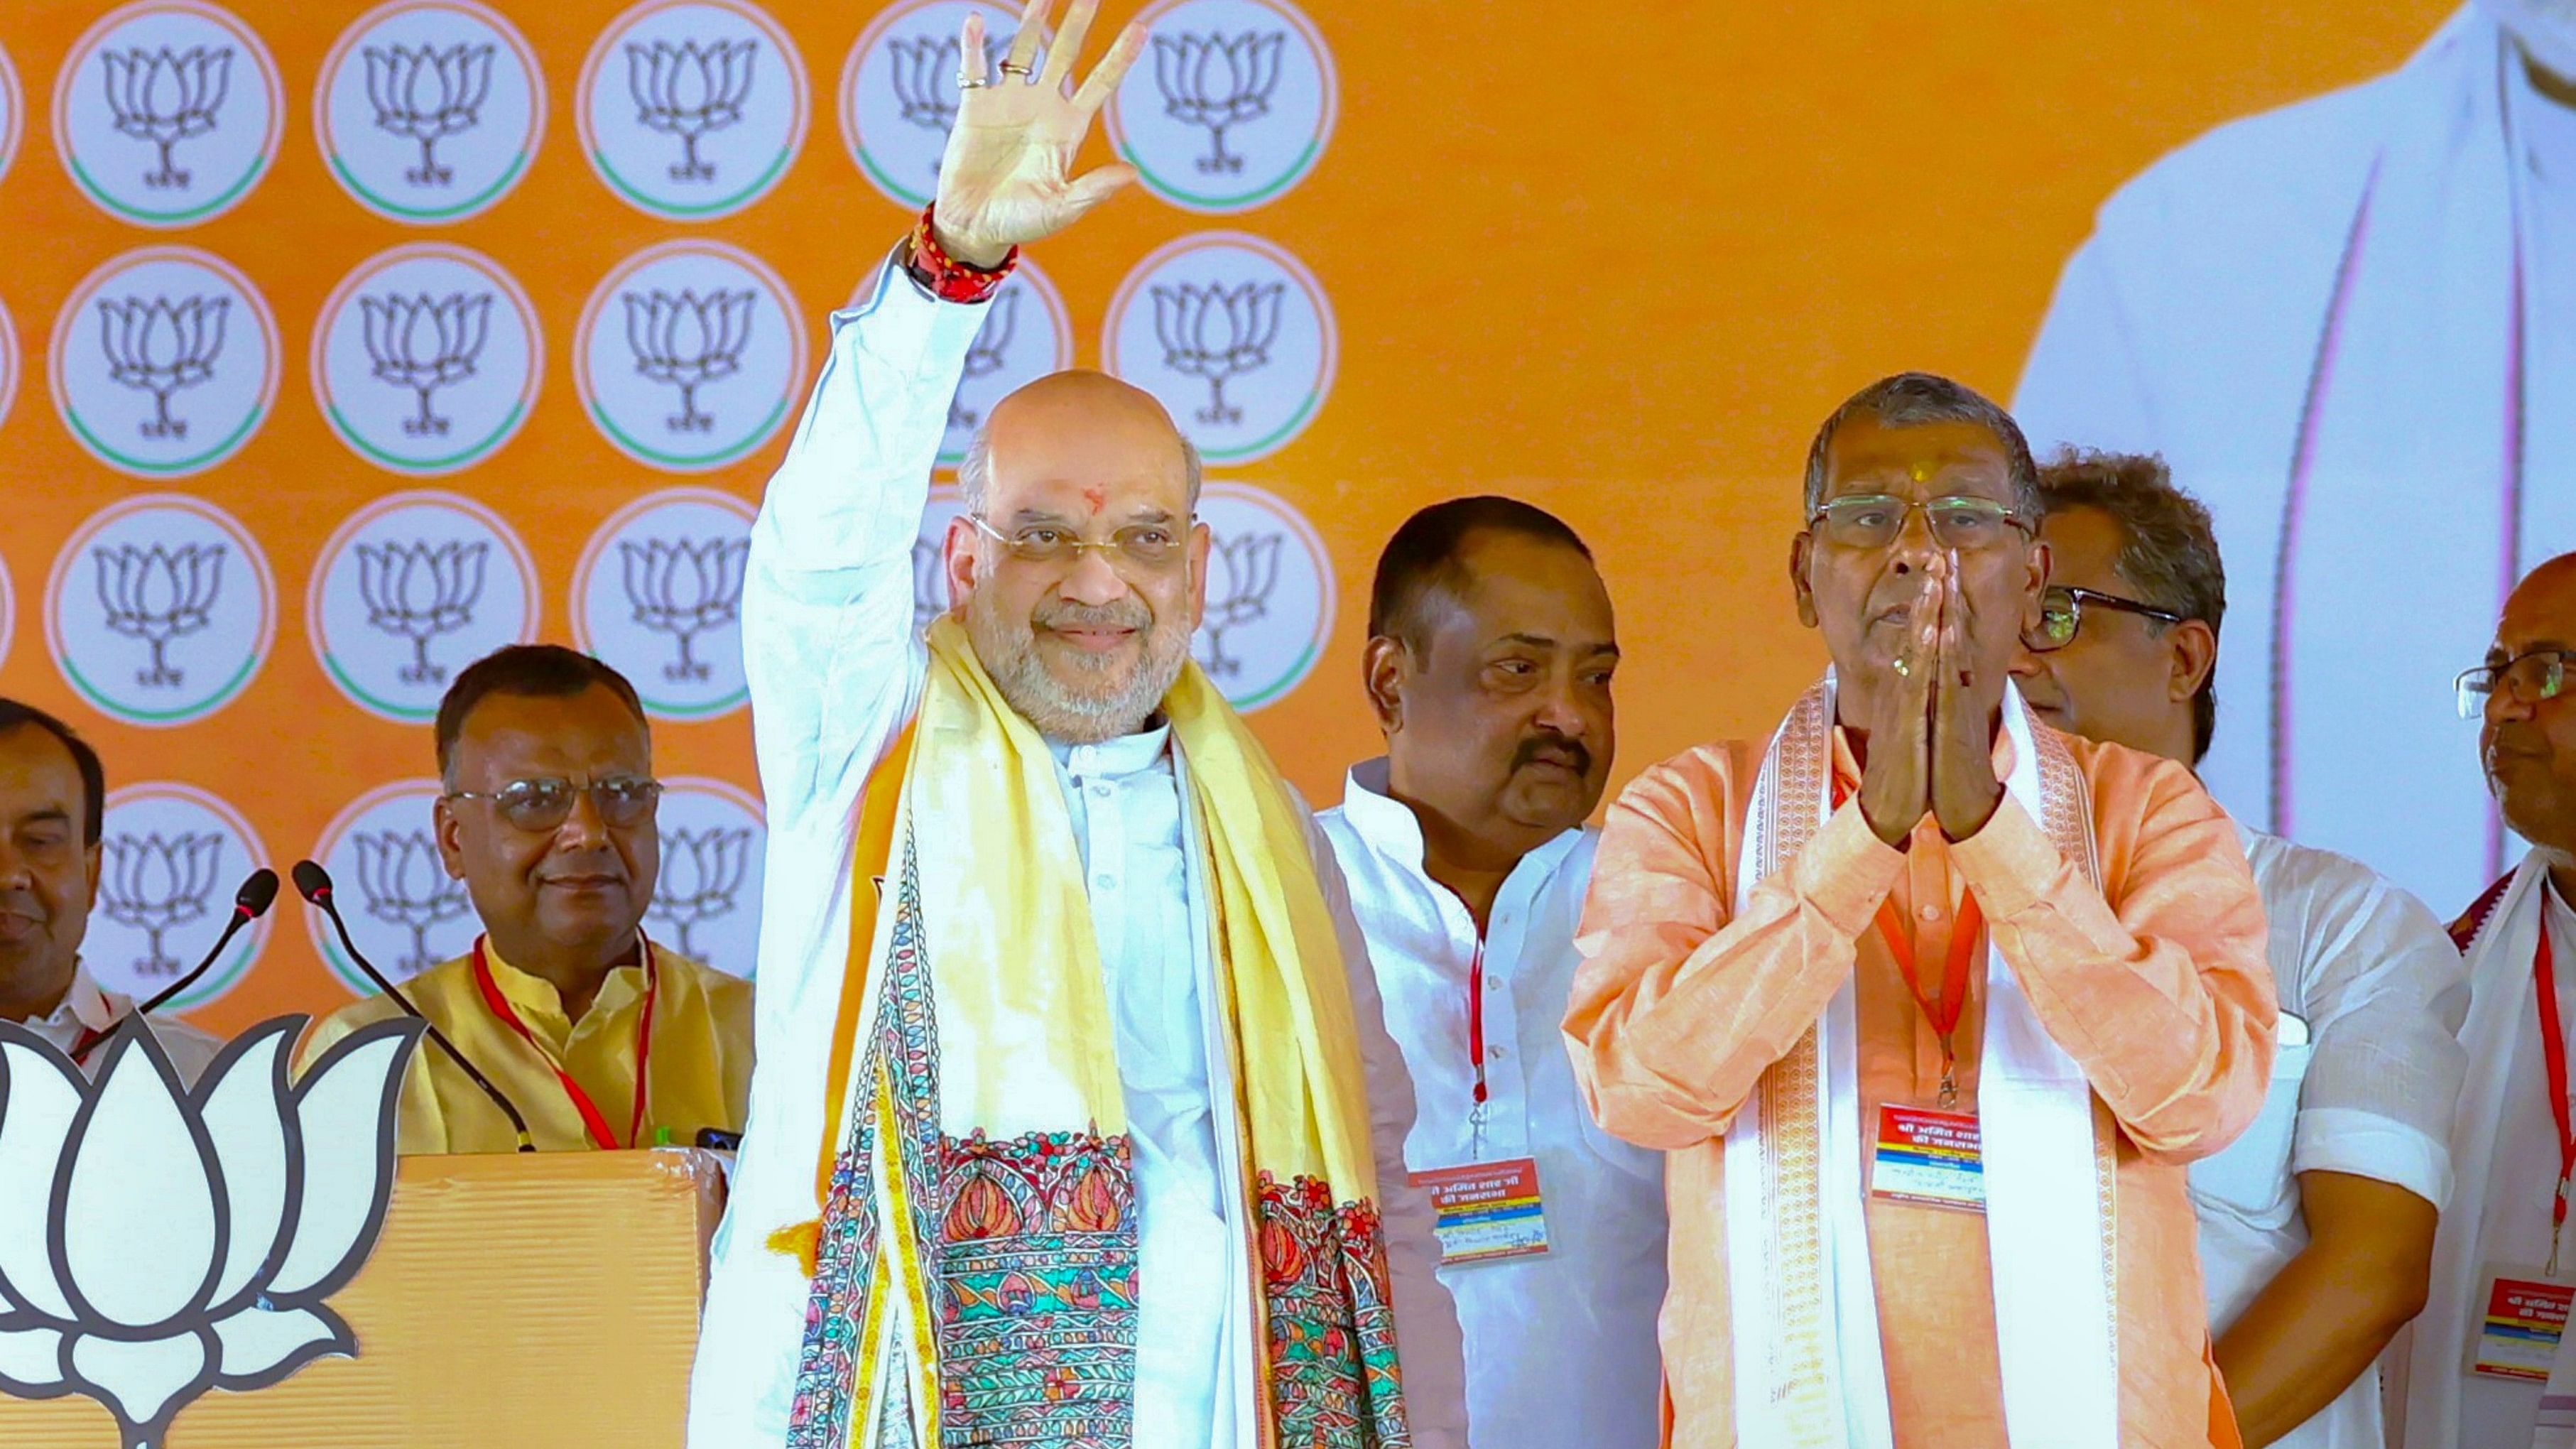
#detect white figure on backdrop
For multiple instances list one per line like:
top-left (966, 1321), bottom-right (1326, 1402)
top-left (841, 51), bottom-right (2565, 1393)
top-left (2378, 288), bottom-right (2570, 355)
top-left (2016, 0), bottom-right (2576, 912)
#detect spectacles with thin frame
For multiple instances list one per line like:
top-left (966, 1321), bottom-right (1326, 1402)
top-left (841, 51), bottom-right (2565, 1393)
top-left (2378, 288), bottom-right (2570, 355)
top-left (2456, 647), bottom-right (2576, 720)
top-left (1808, 494), bottom-right (2033, 552)
top-left (2023, 585), bottom-right (2188, 653)
top-left (968, 513), bottom-right (1190, 570)
top-left (442, 775), bottom-right (664, 832)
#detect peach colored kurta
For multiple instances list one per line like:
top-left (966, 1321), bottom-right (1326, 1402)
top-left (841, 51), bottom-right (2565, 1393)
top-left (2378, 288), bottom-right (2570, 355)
top-left (1565, 725), bottom-right (2275, 1448)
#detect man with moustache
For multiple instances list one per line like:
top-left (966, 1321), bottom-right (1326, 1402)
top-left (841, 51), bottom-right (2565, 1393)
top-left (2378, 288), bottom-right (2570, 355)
top-left (0, 698), bottom-right (220, 1079)
top-left (300, 645), bottom-right (754, 1155)
top-left (1566, 375), bottom-right (2276, 1446)
top-left (1318, 497), bottom-right (1667, 1448)
top-left (2414, 551), bottom-right (2576, 1447)
top-left (2007, 452), bottom-right (2466, 1449)
top-left (685, 4), bottom-right (1462, 1444)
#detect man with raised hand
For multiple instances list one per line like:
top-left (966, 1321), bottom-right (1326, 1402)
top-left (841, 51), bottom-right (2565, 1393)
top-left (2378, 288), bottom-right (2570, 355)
top-left (685, 4), bottom-right (1464, 1445)
top-left (2009, 452), bottom-right (2465, 1449)
top-left (1567, 375), bottom-right (2276, 1447)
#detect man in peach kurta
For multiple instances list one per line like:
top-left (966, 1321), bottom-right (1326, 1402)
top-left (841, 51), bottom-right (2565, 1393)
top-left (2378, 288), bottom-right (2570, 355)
top-left (1565, 374), bottom-right (2277, 1448)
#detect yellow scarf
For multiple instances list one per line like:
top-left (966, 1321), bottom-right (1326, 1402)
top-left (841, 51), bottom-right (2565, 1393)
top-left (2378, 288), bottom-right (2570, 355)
top-left (781, 617), bottom-right (1408, 1449)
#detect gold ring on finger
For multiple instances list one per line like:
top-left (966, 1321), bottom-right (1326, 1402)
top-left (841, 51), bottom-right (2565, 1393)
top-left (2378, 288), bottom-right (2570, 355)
top-left (998, 61), bottom-right (1035, 77)
top-left (1893, 658), bottom-right (1911, 678)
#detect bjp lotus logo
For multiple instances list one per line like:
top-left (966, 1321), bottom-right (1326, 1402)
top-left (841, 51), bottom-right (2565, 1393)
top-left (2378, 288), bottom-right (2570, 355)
top-left (573, 487), bottom-right (759, 720)
top-left (309, 492), bottom-right (538, 723)
top-left (577, 0), bottom-right (806, 221)
top-left (577, 242), bottom-right (805, 473)
top-left (1105, 0), bottom-right (1337, 215)
top-left (316, 1), bottom-right (546, 225)
top-left (53, 2), bottom-right (284, 228)
top-left (1186, 481), bottom-right (1332, 712)
top-left (1103, 232), bottom-right (1337, 466)
top-left (0, 1014), bottom-right (421, 1448)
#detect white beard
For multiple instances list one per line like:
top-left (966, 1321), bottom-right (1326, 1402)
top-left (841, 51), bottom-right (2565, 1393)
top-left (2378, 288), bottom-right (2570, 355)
top-left (2481, 0), bottom-right (2576, 87)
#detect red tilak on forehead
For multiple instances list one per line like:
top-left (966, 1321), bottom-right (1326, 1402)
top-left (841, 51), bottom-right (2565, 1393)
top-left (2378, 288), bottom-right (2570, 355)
top-left (1081, 486), bottom-right (1106, 514)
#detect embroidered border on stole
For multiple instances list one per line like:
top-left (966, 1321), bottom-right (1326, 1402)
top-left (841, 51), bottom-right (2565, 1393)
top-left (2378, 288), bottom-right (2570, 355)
top-left (1256, 1173), bottom-right (1409, 1449)
top-left (936, 1129), bottom-right (1140, 1445)
top-left (1759, 687), bottom-right (1837, 1432)
top-left (2032, 726), bottom-right (2121, 1383)
top-left (788, 830), bottom-right (1151, 1449)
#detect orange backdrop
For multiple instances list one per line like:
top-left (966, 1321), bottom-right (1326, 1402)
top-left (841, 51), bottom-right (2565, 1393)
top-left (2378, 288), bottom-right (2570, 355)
top-left (0, 0), bottom-right (2458, 1038)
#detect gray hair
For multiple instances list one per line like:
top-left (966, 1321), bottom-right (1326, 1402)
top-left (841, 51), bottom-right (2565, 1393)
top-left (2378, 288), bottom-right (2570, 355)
top-left (1800, 372), bottom-right (2041, 519)
top-left (2036, 448), bottom-right (2227, 762)
top-left (957, 419), bottom-right (1207, 517)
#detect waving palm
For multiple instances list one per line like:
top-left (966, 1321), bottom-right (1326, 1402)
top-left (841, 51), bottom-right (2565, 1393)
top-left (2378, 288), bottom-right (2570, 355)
top-left (932, 0), bottom-right (1145, 268)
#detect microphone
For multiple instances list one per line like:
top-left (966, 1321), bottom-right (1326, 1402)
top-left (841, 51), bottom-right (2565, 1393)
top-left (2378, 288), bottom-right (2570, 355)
top-left (130, 868), bottom-right (280, 1019)
top-left (291, 859), bottom-right (536, 1154)
top-left (75, 869), bottom-right (281, 1065)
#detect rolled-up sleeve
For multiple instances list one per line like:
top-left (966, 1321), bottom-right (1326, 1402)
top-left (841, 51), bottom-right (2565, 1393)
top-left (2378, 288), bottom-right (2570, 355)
top-left (2251, 834), bottom-right (2468, 1209)
top-left (1948, 749), bottom-right (2277, 1163)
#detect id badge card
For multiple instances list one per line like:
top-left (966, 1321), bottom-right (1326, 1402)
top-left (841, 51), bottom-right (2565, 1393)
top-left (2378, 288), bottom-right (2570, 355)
top-left (1408, 1158), bottom-right (1549, 1267)
top-left (2468, 1262), bottom-right (2576, 1382)
top-left (1869, 1104), bottom-right (1984, 1213)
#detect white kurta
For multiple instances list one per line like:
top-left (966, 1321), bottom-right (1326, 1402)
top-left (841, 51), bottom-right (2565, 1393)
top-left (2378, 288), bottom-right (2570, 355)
top-left (2192, 825), bottom-right (2467, 1449)
top-left (2469, 884), bottom-right (2576, 1448)
top-left (685, 255), bottom-right (1467, 1448)
top-left (17, 962), bottom-right (223, 1082)
top-left (2016, 5), bottom-right (2576, 913)
top-left (1316, 759), bottom-right (1668, 1449)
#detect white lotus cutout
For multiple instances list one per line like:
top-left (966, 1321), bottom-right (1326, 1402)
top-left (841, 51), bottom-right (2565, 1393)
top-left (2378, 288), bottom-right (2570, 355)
top-left (0, 1014), bottom-right (421, 1448)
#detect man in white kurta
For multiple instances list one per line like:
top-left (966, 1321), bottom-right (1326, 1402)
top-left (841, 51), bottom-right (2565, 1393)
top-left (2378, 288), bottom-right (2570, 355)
top-left (1317, 499), bottom-right (1666, 1448)
top-left (686, 9), bottom-right (1463, 1444)
top-left (2016, 0), bottom-right (2576, 912)
top-left (2010, 454), bottom-right (2467, 1448)
top-left (1, 699), bottom-right (222, 1082)
top-left (2415, 552), bottom-right (2576, 1448)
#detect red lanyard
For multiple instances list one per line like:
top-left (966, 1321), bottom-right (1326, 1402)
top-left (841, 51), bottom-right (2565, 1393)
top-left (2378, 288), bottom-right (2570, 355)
top-left (1467, 941), bottom-right (1489, 1107)
top-left (471, 936), bottom-right (659, 1151)
top-left (1835, 772), bottom-right (1982, 1107)
top-left (2536, 926), bottom-right (2575, 1273)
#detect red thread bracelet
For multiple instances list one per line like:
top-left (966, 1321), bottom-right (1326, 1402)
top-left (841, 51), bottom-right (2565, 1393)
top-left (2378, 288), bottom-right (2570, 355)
top-left (907, 204), bottom-right (1017, 304)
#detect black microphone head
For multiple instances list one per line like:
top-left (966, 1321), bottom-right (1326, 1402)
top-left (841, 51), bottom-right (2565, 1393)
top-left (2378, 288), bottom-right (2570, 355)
top-left (290, 859), bottom-right (332, 904)
top-left (237, 868), bottom-right (281, 918)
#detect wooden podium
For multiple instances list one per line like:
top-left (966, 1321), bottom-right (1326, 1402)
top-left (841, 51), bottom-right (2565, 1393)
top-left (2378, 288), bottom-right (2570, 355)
top-left (0, 1148), bottom-right (725, 1448)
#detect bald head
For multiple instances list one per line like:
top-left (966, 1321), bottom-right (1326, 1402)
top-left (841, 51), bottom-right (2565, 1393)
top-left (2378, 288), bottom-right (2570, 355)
top-left (942, 367), bottom-right (1215, 745)
top-left (2482, 551), bottom-right (2576, 857)
top-left (959, 369), bottom-right (1202, 519)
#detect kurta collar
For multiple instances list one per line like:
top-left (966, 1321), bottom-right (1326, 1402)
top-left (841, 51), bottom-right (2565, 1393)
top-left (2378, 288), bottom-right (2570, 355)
top-left (1049, 720), bottom-right (1174, 779)
top-left (1337, 756), bottom-right (1584, 890)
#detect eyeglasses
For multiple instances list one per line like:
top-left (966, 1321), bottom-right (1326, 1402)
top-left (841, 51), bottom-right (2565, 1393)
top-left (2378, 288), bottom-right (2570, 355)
top-left (1808, 494), bottom-right (2032, 552)
top-left (2455, 647), bottom-right (2576, 720)
top-left (969, 513), bottom-right (1190, 571)
top-left (2023, 585), bottom-right (2188, 653)
top-left (443, 775), bottom-right (664, 832)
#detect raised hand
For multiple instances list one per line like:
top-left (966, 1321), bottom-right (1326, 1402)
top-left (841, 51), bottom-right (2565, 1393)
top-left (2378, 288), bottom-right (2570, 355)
top-left (933, 0), bottom-right (1145, 267)
top-left (1927, 548), bottom-right (2008, 840)
top-left (1857, 564), bottom-right (1939, 848)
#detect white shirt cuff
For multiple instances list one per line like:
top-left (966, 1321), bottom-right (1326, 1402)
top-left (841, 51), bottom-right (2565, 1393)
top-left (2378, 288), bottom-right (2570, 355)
top-left (2288, 1106), bottom-right (2453, 1210)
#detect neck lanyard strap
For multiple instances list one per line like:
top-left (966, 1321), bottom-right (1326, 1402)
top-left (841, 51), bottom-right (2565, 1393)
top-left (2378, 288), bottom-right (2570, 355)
top-left (472, 937), bottom-right (658, 1151)
top-left (2538, 925), bottom-right (2574, 1274)
top-left (1467, 940), bottom-right (1489, 1107)
top-left (1835, 770), bottom-right (1979, 1107)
